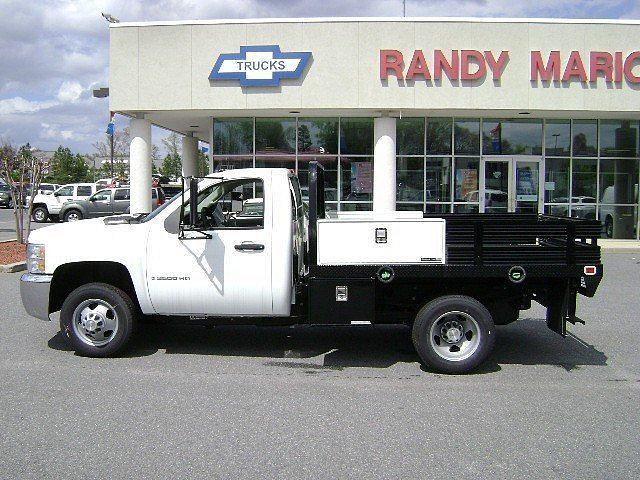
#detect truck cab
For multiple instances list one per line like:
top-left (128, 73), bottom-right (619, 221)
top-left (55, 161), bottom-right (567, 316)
top-left (31, 183), bottom-right (97, 223)
top-left (20, 164), bottom-right (603, 374)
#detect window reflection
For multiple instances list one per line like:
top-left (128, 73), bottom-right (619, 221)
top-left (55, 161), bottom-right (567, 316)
top-left (544, 158), bottom-right (569, 202)
top-left (397, 118), bottom-right (425, 155)
top-left (454, 118), bottom-right (480, 155)
top-left (340, 118), bottom-right (373, 155)
top-left (482, 119), bottom-right (542, 155)
top-left (572, 120), bottom-right (597, 156)
top-left (600, 120), bottom-right (638, 158)
top-left (396, 157), bottom-right (424, 202)
top-left (255, 118), bottom-right (296, 154)
top-left (545, 120), bottom-right (571, 156)
top-left (340, 157), bottom-right (373, 201)
top-left (297, 118), bottom-right (338, 154)
top-left (213, 118), bottom-right (253, 155)
top-left (599, 159), bottom-right (638, 204)
top-left (454, 157), bottom-right (479, 202)
top-left (426, 118), bottom-right (452, 155)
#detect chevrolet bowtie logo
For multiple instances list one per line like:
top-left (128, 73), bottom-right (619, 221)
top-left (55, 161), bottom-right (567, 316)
top-left (209, 45), bottom-right (312, 87)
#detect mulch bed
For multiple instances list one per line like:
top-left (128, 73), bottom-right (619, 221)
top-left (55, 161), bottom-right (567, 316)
top-left (0, 241), bottom-right (26, 265)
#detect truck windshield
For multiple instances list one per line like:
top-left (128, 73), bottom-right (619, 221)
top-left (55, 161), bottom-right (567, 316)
top-left (140, 195), bottom-right (178, 223)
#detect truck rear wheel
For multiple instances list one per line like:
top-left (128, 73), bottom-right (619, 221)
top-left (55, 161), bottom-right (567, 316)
top-left (32, 206), bottom-right (49, 223)
top-left (412, 295), bottom-right (495, 374)
top-left (60, 283), bottom-right (135, 357)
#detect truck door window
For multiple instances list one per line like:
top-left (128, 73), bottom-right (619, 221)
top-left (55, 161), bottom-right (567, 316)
top-left (91, 190), bottom-right (112, 202)
top-left (183, 178), bottom-right (264, 229)
top-left (114, 189), bottom-right (130, 201)
top-left (56, 186), bottom-right (73, 197)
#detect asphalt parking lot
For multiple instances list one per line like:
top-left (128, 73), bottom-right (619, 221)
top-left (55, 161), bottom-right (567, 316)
top-left (0, 207), bottom-right (50, 242)
top-left (1, 253), bottom-right (638, 479)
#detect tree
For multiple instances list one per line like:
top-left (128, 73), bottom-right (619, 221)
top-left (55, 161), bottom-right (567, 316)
top-left (160, 153), bottom-right (181, 180)
top-left (92, 127), bottom-right (130, 179)
top-left (0, 139), bottom-right (45, 244)
top-left (47, 146), bottom-right (89, 184)
top-left (197, 150), bottom-right (209, 176)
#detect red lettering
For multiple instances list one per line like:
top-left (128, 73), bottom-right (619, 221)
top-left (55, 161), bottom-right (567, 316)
top-left (461, 50), bottom-right (486, 80)
top-left (530, 51), bottom-right (561, 81)
top-left (614, 51), bottom-right (623, 82)
top-left (623, 51), bottom-right (640, 83)
top-left (380, 50), bottom-right (404, 80)
top-left (590, 52), bottom-right (613, 82)
top-left (406, 50), bottom-right (431, 80)
top-left (434, 50), bottom-right (459, 80)
top-left (484, 51), bottom-right (509, 80)
top-left (562, 51), bottom-right (588, 82)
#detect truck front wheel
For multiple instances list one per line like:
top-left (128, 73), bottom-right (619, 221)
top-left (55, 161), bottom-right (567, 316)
top-left (412, 295), bottom-right (495, 374)
top-left (60, 283), bottom-right (135, 357)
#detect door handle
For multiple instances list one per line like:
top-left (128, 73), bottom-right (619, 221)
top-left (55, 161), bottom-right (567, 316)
top-left (234, 242), bottom-right (264, 251)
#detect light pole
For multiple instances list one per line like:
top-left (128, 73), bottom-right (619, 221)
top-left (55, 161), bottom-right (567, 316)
top-left (403, 0), bottom-right (406, 17)
top-left (552, 133), bottom-right (560, 155)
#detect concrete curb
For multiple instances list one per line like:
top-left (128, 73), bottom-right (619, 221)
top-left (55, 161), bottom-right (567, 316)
top-left (0, 261), bottom-right (26, 273)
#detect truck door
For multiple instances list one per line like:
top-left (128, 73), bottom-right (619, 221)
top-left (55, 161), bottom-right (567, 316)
top-left (145, 176), bottom-right (272, 316)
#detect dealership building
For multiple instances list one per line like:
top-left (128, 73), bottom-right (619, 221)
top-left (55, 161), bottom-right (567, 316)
top-left (109, 17), bottom-right (640, 238)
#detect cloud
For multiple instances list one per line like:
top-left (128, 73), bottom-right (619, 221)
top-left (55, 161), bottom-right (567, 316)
top-left (0, 0), bottom-right (639, 154)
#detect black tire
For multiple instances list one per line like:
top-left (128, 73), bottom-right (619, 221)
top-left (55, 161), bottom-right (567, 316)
top-left (63, 209), bottom-right (83, 222)
top-left (60, 283), bottom-right (135, 357)
top-left (32, 206), bottom-right (49, 223)
top-left (412, 295), bottom-right (495, 374)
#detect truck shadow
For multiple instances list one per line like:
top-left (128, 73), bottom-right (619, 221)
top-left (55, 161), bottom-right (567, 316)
top-left (48, 318), bottom-right (607, 373)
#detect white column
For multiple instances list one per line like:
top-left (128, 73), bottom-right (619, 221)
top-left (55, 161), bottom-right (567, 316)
top-left (182, 134), bottom-right (198, 178)
top-left (129, 117), bottom-right (152, 214)
top-left (373, 116), bottom-right (397, 213)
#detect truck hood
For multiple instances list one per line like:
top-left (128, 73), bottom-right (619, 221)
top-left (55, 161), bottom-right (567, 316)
top-left (27, 217), bottom-right (112, 245)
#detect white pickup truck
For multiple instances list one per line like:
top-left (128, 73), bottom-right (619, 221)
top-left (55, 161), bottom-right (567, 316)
top-left (20, 163), bottom-right (603, 373)
top-left (30, 183), bottom-right (97, 222)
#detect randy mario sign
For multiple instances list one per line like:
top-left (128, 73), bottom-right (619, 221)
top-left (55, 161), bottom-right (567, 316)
top-left (380, 49), bottom-right (640, 84)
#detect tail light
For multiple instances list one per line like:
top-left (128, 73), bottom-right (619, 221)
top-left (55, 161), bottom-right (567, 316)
top-left (583, 266), bottom-right (597, 276)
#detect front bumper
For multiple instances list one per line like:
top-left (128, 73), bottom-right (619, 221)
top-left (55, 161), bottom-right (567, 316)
top-left (20, 274), bottom-right (52, 321)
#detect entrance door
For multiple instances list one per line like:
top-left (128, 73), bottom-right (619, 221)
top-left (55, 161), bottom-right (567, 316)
top-left (481, 156), bottom-right (542, 213)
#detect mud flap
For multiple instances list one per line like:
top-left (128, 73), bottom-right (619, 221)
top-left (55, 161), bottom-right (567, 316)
top-left (545, 280), bottom-right (578, 337)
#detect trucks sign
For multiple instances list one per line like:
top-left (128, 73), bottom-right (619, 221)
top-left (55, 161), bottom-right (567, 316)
top-left (209, 45), bottom-right (312, 87)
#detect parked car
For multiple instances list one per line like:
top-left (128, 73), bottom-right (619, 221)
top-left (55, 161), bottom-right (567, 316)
top-left (59, 187), bottom-right (165, 222)
top-left (36, 183), bottom-right (61, 195)
top-left (0, 183), bottom-right (14, 208)
top-left (160, 183), bottom-right (182, 200)
top-left (553, 197), bottom-right (597, 219)
top-left (600, 185), bottom-right (638, 238)
top-left (31, 183), bottom-right (97, 223)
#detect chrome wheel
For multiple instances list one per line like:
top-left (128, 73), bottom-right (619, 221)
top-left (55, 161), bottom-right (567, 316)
top-left (71, 299), bottom-right (119, 347)
top-left (34, 209), bottom-right (46, 222)
top-left (429, 310), bottom-right (481, 362)
top-left (66, 211), bottom-right (80, 222)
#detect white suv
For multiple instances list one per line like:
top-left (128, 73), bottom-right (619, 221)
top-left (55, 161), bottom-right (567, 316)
top-left (31, 183), bottom-right (97, 223)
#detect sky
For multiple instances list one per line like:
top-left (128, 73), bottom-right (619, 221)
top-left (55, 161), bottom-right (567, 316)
top-left (1, 0), bottom-right (639, 156)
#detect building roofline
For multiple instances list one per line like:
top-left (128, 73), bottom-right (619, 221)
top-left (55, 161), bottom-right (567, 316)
top-left (110, 16), bottom-right (640, 28)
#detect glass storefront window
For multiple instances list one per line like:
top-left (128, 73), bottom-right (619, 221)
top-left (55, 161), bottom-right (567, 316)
top-left (571, 158), bottom-right (597, 219)
top-left (544, 158), bottom-right (570, 202)
top-left (545, 120), bottom-right (571, 156)
top-left (254, 156), bottom-right (295, 170)
top-left (297, 118), bottom-right (338, 154)
top-left (454, 118), bottom-right (480, 155)
top-left (599, 205), bottom-right (637, 239)
top-left (340, 118), bottom-right (373, 155)
top-left (213, 118), bottom-right (253, 155)
top-left (341, 203), bottom-right (373, 211)
top-left (425, 203), bottom-right (452, 214)
top-left (397, 203), bottom-right (424, 211)
top-left (482, 119), bottom-right (542, 155)
top-left (454, 157), bottom-right (479, 202)
top-left (255, 118), bottom-right (296, 154)
top-left (600, 120), bottom-right (638, 158)
top-left (340, 157), bottom-right (373, 201)
top-left (572, 120), bottom-right (597, 156)
top-left (454, 204), bottom-right (479, 213)
top-left (212, 156), bottom-right (253, 172)
top-left (397, 118), bottom-right (425, 155)
top-left (297, 157), bottom-right (338, 202)
top-left (397, 157), bottom-right (424, 202)
top-left (599, 158), bottom-right (639, 205)
top-left (545, 204), bottom-right (570, 217)
top-left (425, 157), bottom-right (451, 202)
top-left (426, 118), bottom-right (452, 155)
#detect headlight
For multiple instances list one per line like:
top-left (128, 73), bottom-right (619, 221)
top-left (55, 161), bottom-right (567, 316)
top-left (27, 244), bottom-right (46, 274)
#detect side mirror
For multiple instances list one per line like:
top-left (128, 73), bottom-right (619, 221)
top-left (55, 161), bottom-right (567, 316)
top-left (89, 197), bottom-right (96, 202)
